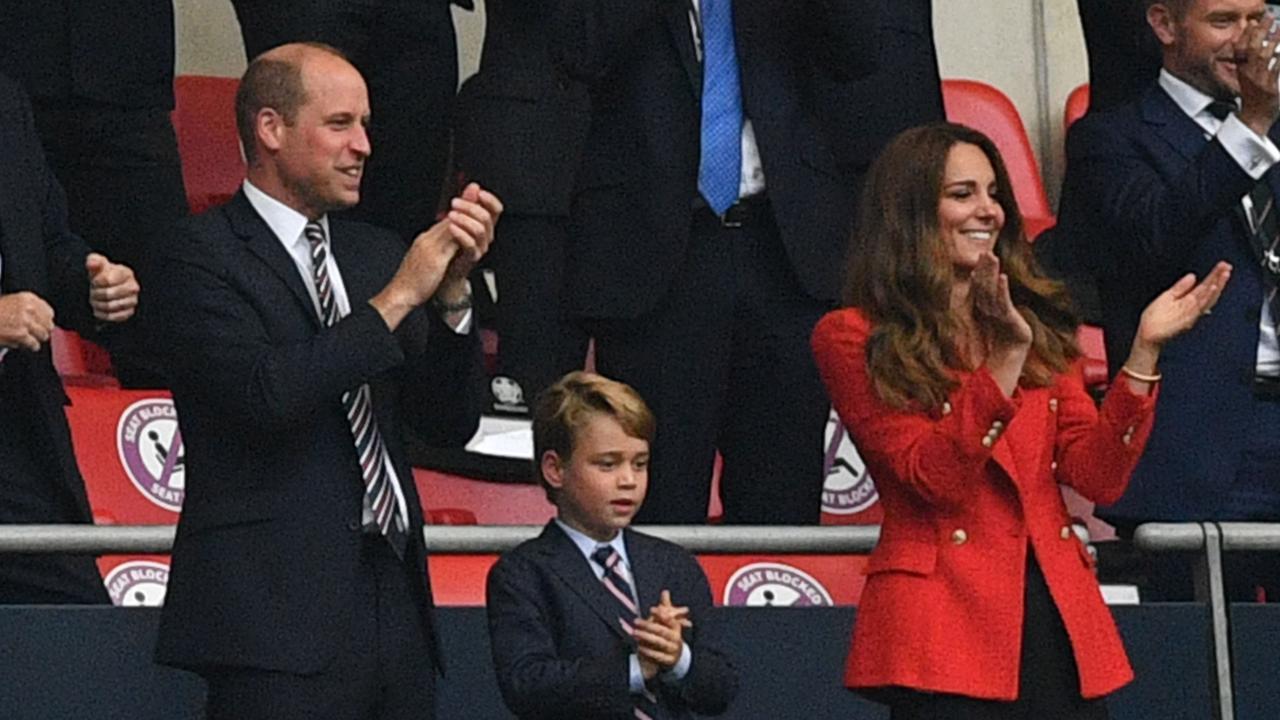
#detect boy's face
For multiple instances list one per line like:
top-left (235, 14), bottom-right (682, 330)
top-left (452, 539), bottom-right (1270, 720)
top-left (543, 413), bottom-right (650, 542)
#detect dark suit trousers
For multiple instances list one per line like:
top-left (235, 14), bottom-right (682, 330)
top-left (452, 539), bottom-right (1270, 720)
top-left (203, 536), bottom-right (436, 720)
top-left (593, 201), bottom-right (830, 524)
top-left (233, 0), bottom-right (457, 240)
top-left (487, 214), bottom-right (588, 407)
top-left (31, 99), bottom-right (188, 388)
top-left (0, 360), bottom-right (109, 604)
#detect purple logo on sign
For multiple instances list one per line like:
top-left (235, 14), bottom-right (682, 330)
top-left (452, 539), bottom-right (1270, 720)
top-left (722, 562), bottom-right (834, 607)
top-left (822, 411), bottom-right (878, 515)
top-left (104, 560), bottom-right (169, 607)
top-left (116, 399), bottom-right (185, 512)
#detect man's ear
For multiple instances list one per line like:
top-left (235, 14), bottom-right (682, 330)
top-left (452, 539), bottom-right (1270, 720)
top-left (541, 450), bottom-right (565, 490)
top-left (256, 107), bottom-right (286, 154)
top-left (1147, 3), bottom-right (1178, 47)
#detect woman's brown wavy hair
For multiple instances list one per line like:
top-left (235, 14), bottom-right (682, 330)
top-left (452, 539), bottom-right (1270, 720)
top-left (841, 122), bottom-right (1079, 411)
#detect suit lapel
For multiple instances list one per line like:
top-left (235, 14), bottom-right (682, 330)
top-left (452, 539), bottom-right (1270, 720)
top-left (667, 0), bottom-right (702, 99)
top-left (1142, 85), bottom-right (1208, 164)
top-left (227, 192), bottom-right (321, 330)
top-left (539, 523), bottom-right (634, 643)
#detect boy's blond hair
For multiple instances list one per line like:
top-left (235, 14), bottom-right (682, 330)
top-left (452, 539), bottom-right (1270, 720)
top-left (532, 371), bottom-right (656, 500)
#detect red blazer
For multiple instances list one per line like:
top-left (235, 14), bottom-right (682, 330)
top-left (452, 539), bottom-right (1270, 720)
top-left (811, 309), bottom-right (1156, 701)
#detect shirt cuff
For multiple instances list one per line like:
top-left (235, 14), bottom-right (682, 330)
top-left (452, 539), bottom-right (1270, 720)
top-left (629, 654), bottom-right (645, 693)
top-left (1218, 114), bottom-right (1280, 179)
top-left (445, 308), bottom-right (473, 335)
top-left (660, 642), bottom-right (693, 684)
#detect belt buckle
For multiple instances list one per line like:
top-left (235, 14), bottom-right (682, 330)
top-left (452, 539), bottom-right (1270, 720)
top-left (720, 203), bottom-right (745, 229)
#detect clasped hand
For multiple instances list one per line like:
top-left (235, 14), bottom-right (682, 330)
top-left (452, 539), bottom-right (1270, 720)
top-left (0, 252), bottom-right (137, 351)
top-left (635, 590), bottom-right (692, 681)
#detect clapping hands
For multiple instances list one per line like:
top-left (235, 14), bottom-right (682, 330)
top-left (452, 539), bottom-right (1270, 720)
top-left (634, 590), bottom-right (692, 680)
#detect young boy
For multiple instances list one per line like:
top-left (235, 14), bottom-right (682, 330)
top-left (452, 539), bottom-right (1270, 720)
top-left (486, 371), bottom-right (738, 719)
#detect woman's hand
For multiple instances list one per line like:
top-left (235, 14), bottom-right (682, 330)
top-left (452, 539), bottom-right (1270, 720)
top-left (1121, 262), bottom-right (1231, 394)
top-left (1135, 261), bottom-right (1232, 351)
top-left (972, 252), bottom-right (1031, 397)
top-left (972, 252), bottom-right (1033, 352)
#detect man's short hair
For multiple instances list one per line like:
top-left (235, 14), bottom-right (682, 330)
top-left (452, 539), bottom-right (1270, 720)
top-left (532, 371), bottom-right (656, 500)
top-left (1149, 0), bottom-right (1191, 17)
top-left (235, 42), bottom-right (348, 164)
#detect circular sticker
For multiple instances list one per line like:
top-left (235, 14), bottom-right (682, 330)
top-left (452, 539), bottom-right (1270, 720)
top-left (104, 560), bottom-right (170, 607)
top-left (116, 398), bottom-right (185, 512)
top-left (722, 562), bottom-right (834, 607)
top-left (822, 410), bottom-right (878, 515)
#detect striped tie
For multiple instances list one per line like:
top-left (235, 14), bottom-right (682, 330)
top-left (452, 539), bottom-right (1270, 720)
top-left (592, 546), bottom-right (661, 720)
top-left (1246, 183), bottom-right (1280, 330)
top-left (305, 221), bottom-right (408, 558)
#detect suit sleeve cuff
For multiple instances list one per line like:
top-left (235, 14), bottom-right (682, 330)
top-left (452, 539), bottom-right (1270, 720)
top-left (629, 654), bottom-right (645, 693)
top-left (1218, 114), bottom-right (1280, 179)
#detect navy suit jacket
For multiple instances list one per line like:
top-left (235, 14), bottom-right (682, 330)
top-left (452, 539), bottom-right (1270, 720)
top-left (1058, 83), bottom-right (1280, 522)
top-left (153, 191), bottom-right (484, 673)
top-left (454, 0), bottom-right (590, 217)
top-left (0, 73), bottom-right (108, 602)
top-left (552, 0), bottom-right (879, 319)
top-left (487, 523), bottom-right (738, 719)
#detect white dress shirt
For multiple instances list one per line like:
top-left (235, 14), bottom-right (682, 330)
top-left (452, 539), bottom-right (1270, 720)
top-left (1159, 69), bottom-right (1280, 375)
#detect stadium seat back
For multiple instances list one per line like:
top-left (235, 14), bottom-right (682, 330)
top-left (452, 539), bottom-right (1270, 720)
top-left (1064, 83), bottom-right (1091, 133)
top-left (172, 75), bottom-right (245, 215)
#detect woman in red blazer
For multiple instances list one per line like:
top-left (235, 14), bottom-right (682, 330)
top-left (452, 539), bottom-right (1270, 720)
top-left (811, 123), bottom-right (1230, 719)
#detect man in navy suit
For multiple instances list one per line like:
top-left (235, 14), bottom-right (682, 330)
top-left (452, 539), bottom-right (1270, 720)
top-left (0, 73), bottom-right (140, 604)
top-left (487, 371), bottom-right (737, 718)
top-left (551, 0), bottom-right (879, 524)
top-left (152, 43), bottom-right (500, 718)
top-left (1058, 0), bottom-right (1280, 598)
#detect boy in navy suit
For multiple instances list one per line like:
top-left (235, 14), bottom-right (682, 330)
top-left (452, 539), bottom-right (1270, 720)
top-left (487, 371), bottom-right (738, 719)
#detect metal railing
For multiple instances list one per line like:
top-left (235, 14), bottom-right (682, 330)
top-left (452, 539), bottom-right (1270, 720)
top-left (0, 524), bottom-right (882, 556)
top-left (1133, 522), bottom-right (1280, 720)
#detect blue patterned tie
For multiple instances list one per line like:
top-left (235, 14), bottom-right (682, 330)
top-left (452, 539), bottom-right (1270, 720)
top-left (697, 0), bottom-right (743, 214)
top-left (305, 221), bottom-right (408, 558)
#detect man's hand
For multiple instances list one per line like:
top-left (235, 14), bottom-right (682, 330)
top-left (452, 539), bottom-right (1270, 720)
top-left (370, 183), bottom-right (503, 330)
top-left (86, 253), bottom-right (140, 323)
top-left (1235, 12), bottom-right (1280, 136)
top-left (0, 292), bottom-right (55, 351)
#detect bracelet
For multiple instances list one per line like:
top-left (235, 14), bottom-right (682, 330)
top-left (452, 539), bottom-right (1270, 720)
top-left (431, 291), bottom-right (473, 314)
top-left (1119, 365), bottom-right (1162, 383)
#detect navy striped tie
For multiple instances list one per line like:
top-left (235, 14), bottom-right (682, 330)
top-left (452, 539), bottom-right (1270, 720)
top-left (305, 221), bottom-right (407, 558)
top-left (592, 545), bottom-right (661, 720)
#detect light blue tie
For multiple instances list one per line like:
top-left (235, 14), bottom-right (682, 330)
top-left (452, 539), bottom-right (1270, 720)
top-left (697, 0), bottom-right (743, 215)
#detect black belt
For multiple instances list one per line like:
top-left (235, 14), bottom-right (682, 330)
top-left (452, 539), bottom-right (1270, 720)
top-left (691, 195), bottom-right (770, 231)
top-left (1253, 375), bottom-right (1280, 400)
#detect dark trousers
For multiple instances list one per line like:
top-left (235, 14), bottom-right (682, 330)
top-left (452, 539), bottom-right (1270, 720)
top-left (0, 362), bottom-right (109, 604)
top-left (203, 537), bottom-right (436, 720)
top-left (1105, 395), bottom-right (1280, 602)
top-left (232, 0), bottom-right (457, 240)
top-left (31, 99), bottom-right (188, 388)
top-left (486, 214), bottom-right (588, 410)
top-left (886, 551), bottom-right (1109, 720)
top-left (592, 200), bottom-right (830, 524)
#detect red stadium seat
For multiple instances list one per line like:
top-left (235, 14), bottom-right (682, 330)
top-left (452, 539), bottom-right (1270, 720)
top-left (1064, 83), bottom-right (1091, 133)
top-left (941, 79), bottom-right (1054, 238)
top-left (52, 328), bottom-right (118, 387)
top-left (172, 75), bottom-right (245, 215)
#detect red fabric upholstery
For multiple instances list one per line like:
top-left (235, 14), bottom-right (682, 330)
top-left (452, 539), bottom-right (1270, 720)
top-left (52, 328), bottom-right (118, 387)
top-left (172, 75), bottom-right (245, 215)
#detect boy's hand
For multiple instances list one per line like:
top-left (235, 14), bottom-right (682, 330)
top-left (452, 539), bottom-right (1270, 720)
top-left (633, 591), bottom-right (691, 674)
